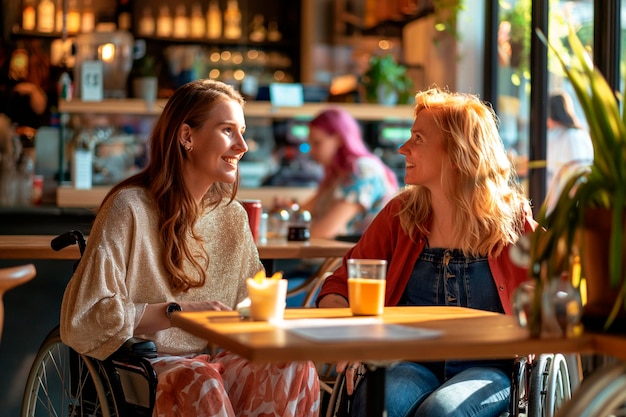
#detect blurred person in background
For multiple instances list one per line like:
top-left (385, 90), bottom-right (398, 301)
top-left (0, 37), bottom-right (49, 130)
top-left (546, 90), bottom-right (594, 192)
top-left (301, 106), bottom-right (399, 239)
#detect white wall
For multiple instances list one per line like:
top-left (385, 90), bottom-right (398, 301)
top-left (402, 16), bottom-right (457, 91)
top-left (456, 0), bottom-right (485, 95)
top-left (401, 1), bottom-right (485, 94)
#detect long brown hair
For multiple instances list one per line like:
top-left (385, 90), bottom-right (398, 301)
top-left (398, 88), bottom-right (527, 257)
top-left (103, 79), bottom-right (245, 291)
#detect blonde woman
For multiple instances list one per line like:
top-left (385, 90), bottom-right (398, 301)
top-left (318, 88), bottom-right (536, 417)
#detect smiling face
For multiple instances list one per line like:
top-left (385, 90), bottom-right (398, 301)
top-left (399, 109), bottom-right (449, 190)
top-left (179, 99), bottom-right (248, 199)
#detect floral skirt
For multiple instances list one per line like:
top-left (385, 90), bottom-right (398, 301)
top-left (150, 351), bottom-right (320, 417)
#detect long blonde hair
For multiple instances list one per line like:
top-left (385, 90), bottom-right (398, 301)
top-left (103, 79), bottom-right (245, 291)
top-left (398, 88), bottom-right (528, 256)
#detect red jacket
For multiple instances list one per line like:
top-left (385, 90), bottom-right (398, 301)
top-left (316, 195), bottom-right (537, 315)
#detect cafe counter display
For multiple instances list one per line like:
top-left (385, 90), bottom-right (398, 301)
top-left (54, 99), bottom-right (413, 208)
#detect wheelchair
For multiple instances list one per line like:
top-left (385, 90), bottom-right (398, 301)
top-left (21, 325), bottom-right (158, 417)
top-left (21, 230), bottom-right (339, 417)
top-left (21, 231), bottom-right (159, 417)
top-left (322, 350), bottom-right (579, 417)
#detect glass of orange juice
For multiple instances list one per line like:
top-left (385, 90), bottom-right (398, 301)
top-left (347, 259), bottom-right (387, 315)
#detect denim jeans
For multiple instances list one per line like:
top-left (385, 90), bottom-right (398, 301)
top-left (351, 248), bottom-right (512, 417)
top-left (352, 362), bottom-right (511, 417)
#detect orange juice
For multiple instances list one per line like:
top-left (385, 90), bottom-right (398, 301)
top-left (348, 278), bottom-right (386, 315)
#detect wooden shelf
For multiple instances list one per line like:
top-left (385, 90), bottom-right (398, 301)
top-left (59, 100), bottom-right (414, 121)
top-left (56, 185), bottom-right (317, 208)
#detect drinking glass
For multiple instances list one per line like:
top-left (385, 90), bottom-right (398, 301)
top-left (347, 259), bottom-right (387, 315)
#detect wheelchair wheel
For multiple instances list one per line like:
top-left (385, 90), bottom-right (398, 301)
top-left (509, 356), bottom-right (530, 416)
top-left (552, 361), bottom-right (626, 417)
top-left (527, 353), bottom-right (572, 417)
top-left (21, 326), bottom-right (121, 417)
top-left (544, 353), bottom-right (571, 414)
top-left (527, 354), bottom-right (551, 417)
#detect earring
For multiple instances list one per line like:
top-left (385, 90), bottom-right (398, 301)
top-left (184, 144), bottom-right (193, 152)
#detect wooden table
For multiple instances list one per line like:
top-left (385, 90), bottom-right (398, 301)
top-left (171, 306), bottom-right (595, 363)
top-left (171, 306), bottom-right (626, 417)
top-left (0, 235), bottom-right (352, 305)
top-left (0, 235), bottom-right (354, 261)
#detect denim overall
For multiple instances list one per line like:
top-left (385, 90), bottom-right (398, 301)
top-left (352, 248), bottom-right (512, 417)
top-left (399, 247), bottom-right (512, 380)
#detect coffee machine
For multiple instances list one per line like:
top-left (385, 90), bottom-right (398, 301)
top-left (73, 29), bottom-right (135, 98)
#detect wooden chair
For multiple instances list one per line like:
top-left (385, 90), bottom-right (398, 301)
top-left (0, 264), bottom-right (36, 342)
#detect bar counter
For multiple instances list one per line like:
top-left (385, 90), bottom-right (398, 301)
top-left (0, 235), bottom-right (354, 261)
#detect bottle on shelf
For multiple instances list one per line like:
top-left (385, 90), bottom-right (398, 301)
top-left (223, 0), bottom-right (242, 40)
top-left (172, 5), bottom-right (189, 38)
top-left (58, 71), bottom-right (73, 100)
top-left (206, 0), bottom-right (221, 39)
top-left (16, 153), bottom-right (34, 206)
top-left (55, 0), bottom-right (64, 32)
top-left (37, 0), bottom-right (56, 33)
top-left (66, 0), bottom-right (81, 33)
top-left (22, 0), bottom-right (36, 31)
top-left (71, 129), bottom-right (93, 190)
top-left (81, 0), bottom-right (95, 33)
top-left (249, 14), bottom-right (266, 42)
top-left (156, 5), bottom-right (172, 37)
top-left (190, 3), bottom-right (205, 38)
top-left (138, 6), bottom-right (155, 37)
top-left (117, 0), bottom-right (132, 31)
top-left (267, 21), bottom-right (282, 42)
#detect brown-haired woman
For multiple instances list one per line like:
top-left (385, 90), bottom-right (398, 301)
top-left (60, 79), bottom-right (319, 417)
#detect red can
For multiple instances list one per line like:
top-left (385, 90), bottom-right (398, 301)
top-left (31, 175), bottom-right (44, 205)
top-left (241, 199), bottom-right (262, 243)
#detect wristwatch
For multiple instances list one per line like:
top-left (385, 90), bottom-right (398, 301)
top-left (165, 302), bottom-right (182, 319)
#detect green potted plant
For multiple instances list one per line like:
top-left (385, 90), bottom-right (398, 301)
top-left (529, 26), bottom-right (626, 333)
top-left (361, 54), bottom-right (414, 105)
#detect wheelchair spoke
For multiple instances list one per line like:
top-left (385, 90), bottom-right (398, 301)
top-left (21, 327), bottom-right (114, 417)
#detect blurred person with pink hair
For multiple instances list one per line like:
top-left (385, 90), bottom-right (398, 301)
top-left (302, 106), bottom-right (399, 239)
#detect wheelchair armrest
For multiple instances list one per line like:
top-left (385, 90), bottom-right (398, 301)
top-left (110, 337), bottom-right (158, 362)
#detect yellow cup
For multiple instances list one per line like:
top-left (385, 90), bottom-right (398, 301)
top-left (347, 259), bottom-right (387, 315)
top-left (246, 278), bottom-right (288, 321)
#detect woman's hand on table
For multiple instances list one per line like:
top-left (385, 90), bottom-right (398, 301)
top-left (337, 361), bottom-right (365, 395)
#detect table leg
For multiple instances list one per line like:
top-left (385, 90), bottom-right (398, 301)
top-left (366, 364), bottom-right (387, 417)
